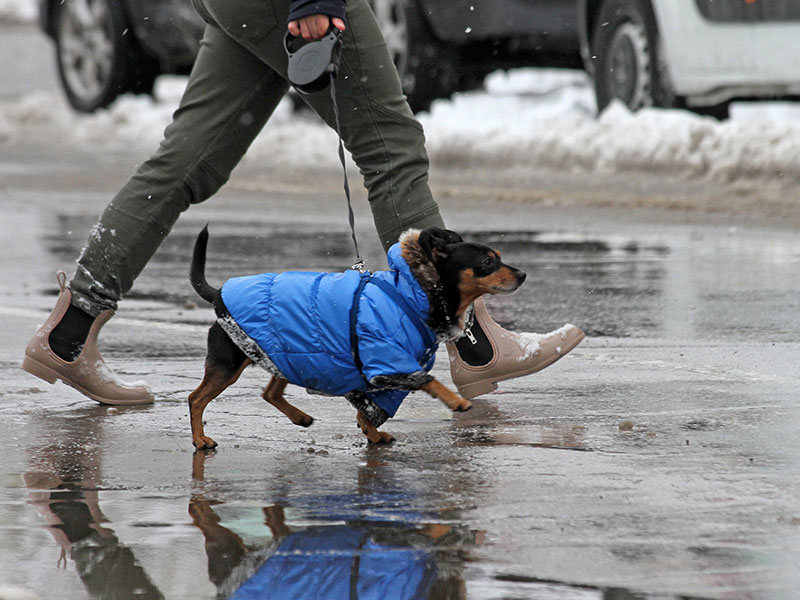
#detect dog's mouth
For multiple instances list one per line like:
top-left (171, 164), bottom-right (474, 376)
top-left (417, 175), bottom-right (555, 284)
top-left (492, 282), bottom-right (522, 294)
top-left (496, 269), bottom-right (526, 293)
top-left (459, 268), bottom-right (526, 301)
top-left (484, 269), bottom-right (526, 294)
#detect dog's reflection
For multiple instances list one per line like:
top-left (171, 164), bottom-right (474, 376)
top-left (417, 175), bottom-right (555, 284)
top-left (190, 451), bottom-right (477, 599)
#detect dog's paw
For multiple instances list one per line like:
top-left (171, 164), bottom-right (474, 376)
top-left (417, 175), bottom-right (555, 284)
top-left (295, 415), bottom-right (314, 428)
top-left (369, 431), bottom-right (396, 445)
top-left (193, 436), bottom-right (218, 450)
top-left (453, 399), bottom-right (472, 412)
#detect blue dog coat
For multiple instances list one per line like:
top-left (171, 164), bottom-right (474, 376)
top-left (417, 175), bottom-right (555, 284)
top-left (218, 240), bottom-right (440, 425)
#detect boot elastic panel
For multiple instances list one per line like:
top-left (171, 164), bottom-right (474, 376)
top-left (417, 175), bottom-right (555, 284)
top-left (454, 319), bottom-right (494, 367)
top-left (48, 303), bottom-right (94, 361)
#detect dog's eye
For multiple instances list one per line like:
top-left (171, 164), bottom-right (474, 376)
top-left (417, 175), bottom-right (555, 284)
top-left (477, 256), bottom-right (496, 274)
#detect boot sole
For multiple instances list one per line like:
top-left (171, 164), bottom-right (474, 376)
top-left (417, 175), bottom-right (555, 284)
top-left (22, 355), bottom-right (154, 406)
top-left (457, 379), bottom-right (499, 399)
top-left (456, 331), bottom-right (585, 399)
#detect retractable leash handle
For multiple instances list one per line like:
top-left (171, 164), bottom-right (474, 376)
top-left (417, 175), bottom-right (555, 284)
top-left (284, 27), bottom-right (364, 271)
top-left (284, 27), bottom-right (342, 94)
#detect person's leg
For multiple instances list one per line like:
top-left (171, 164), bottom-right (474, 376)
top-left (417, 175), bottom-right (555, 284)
top-left (24, 18), bottom-right (289, 404)
top-left (299, 0), bottom-right (444, 250)
top-left (71, 25), bottom-right (288, 316)
top-left (211, 0), bottom-right (444, 251)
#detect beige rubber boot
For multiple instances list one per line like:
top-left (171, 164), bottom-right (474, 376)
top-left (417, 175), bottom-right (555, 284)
top-left (22, 271), bottom-right (154, 405)
top-left (447, 298), bottom-right (585, 399)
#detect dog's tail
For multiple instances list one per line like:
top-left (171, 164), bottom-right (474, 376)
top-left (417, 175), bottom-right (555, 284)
top-left (191, 225), bottom-right (219, 304)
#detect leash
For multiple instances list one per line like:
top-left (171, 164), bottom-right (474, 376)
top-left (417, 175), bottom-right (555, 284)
top-left (328, 73), bottom-right (365, 272)
top-left (284, 27), bottom-right (365, 272)
top-left (287, 28), bottom-right (440, 382)
top-left (349, 275), bottom-right (437, 385)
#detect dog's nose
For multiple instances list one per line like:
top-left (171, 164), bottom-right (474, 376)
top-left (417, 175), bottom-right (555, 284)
top-left (516, 270), bottom-right (527, 285)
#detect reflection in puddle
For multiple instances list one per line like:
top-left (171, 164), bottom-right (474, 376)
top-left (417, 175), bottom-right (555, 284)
top-left (453, 400), bottom-right (593, 451)
top-left (493, 573), bottom-right (714, 600)
top-left (189, 452), bottom-right (474, 599)
top-left (19, 411), bottom-right (721, 600)
top-left (24, 411), bottom-right (165, 599)
top-left (455, 425), bottom-right (593, 452)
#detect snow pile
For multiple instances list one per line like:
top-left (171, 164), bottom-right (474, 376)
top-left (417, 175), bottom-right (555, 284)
top-left (0, 0), bottom-right (35, 23)
top-left (3, 68), bottom-right (800, 183)
top-left (422, 69), bottom-right (800, 182)
top-left (0, 77), bottom-right (344, 168)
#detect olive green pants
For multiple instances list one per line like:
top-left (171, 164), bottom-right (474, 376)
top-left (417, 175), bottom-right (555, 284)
top-left (71, 0), bottom-right (444, 316)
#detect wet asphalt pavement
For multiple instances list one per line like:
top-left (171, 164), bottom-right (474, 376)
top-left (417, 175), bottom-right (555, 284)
top-left (2, 24), bottom-right (800, 596)
top-left (1, 138), bottom-right (799, 600)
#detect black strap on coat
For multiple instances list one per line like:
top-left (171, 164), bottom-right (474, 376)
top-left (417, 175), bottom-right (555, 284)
top-left (349, 274), bottom-right (437, 384)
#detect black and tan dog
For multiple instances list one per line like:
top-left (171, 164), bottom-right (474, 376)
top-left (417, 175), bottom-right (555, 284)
top-left (188, 226), bottom-right (526, 448)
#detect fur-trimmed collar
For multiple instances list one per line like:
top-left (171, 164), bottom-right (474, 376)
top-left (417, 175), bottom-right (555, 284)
top-left (399, 229), bottom-right (466, 342)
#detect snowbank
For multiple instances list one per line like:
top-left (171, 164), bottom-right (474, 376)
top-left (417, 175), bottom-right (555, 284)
top-left (4, 68), bottom-right (800, 184)
top-left (0, 0), bottom-right (35, 23)
top-left (424, 69), bottom-right (800, 182)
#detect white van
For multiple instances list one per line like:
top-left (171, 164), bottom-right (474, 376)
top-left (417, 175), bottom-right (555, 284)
top-left (577, 0), bottom-right (800, 117)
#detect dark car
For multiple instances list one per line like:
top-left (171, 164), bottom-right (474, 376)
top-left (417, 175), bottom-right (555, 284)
top-left (39, 0), bottom-right (203, 112)
top-left (40, 0), bottom-right (580, 113)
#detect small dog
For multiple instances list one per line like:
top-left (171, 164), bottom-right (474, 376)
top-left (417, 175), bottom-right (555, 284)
top-left (188, 226), bottom-right (526, 449)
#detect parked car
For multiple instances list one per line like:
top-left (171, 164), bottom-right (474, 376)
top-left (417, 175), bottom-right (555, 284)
top-left (38, 0), bottom-right (203, 112)
top-left (370, 0), bottom-right (581, 111)
top-left (40, 0), bottom-right (581, 113)
top-left (578, 0), bottom-right (800, 119)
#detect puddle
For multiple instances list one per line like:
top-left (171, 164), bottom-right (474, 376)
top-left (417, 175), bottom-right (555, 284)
top-left (43, 218), bottom-right (800, 343)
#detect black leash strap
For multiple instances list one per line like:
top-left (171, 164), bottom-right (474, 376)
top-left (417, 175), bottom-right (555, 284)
top-left (285, 27), bottom-right (362, 270)
top-left (349, 274), bottom-right (438, 385)
top-left (329, 72), bottom-right (365, 272)
top-left (349, 274), bottom-right (371, 381)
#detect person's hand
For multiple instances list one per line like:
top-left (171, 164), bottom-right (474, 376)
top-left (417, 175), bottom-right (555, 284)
top-left (288, 14), bottom-right (345, 41)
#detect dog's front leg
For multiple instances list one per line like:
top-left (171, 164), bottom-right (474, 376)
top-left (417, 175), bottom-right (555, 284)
top-left (262, 375), bottom-right (314, 427)
top-left (356, 411), bottom-right (396, 444)
top-left (421, 378), bottom-right (472, 412)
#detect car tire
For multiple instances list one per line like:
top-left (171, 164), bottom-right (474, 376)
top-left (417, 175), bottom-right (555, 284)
top-left (369, 0), bottom-right (457, 112)
top-left (691, 102), bottom-right (731, 121)
top-left (591, 0), bottom-right (675, 113)
top-left (53, 0), bottom-right (156, 112)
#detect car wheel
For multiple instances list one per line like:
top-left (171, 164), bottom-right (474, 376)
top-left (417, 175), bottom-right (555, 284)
top-left (53, 0), bottom-right (154, 112)
top-left (591, 0), bottom-right (674, 113)
top-left (692, 102), bottom-right (731, 121)
top-left (369, 0), bottom-right (457, 112)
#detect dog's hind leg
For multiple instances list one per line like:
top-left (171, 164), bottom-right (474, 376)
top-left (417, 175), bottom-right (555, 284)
top-left (356, 411), bottom-right (395, 444)
top-left (189, 323), bottom-right (251, 449)
top-left (262, 375), bottom-right (314, 427)
top-left (189, 359), bottom-right (250, 449)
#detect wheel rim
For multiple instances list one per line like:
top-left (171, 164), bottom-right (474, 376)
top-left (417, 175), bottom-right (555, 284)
top-left (605, 20), bottom-right (651, 109)
top-left (57, 0), bottom-right (115, 102)
top-left (368, 0), bottom-right (409, 77)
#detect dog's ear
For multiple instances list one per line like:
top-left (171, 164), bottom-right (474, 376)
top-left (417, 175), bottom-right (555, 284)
top-left (419, 227), bottom-right (461, 262)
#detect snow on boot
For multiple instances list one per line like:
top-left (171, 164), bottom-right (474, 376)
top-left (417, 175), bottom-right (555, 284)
top-left (447, 298), bottom-right (584, 399)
